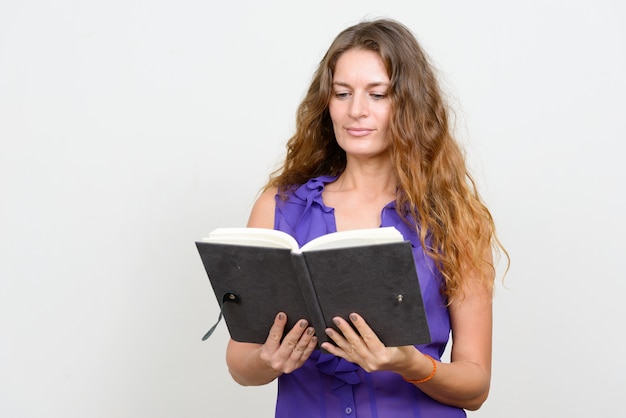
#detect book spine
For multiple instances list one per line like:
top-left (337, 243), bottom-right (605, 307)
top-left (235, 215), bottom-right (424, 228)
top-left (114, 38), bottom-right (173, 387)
top-left (291, 254), bottom-right (328, 347)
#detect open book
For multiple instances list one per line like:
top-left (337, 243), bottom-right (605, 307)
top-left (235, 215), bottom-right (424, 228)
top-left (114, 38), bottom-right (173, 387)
top-left (196, 226), bottom-right (430, 347)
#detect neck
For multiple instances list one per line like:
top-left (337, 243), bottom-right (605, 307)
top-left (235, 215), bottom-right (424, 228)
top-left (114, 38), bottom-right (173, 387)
top-left (335, 159), bottom-right (397, 196)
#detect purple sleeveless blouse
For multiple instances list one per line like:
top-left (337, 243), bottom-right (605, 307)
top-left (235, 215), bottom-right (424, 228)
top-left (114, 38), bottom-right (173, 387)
top-left (272, 175), bottom-right (466, 418)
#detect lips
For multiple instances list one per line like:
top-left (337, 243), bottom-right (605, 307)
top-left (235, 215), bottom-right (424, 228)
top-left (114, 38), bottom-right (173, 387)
top-left (345, 127), bottom-right (374, 137)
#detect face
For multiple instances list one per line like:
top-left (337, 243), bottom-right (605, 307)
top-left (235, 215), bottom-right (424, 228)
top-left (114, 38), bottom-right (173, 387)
top-left (329, 49), bottom-right (392, 160)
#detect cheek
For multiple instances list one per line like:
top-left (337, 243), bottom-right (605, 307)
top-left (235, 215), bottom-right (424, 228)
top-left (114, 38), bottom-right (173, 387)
top-left (379, 108), bottom-right (392, 129)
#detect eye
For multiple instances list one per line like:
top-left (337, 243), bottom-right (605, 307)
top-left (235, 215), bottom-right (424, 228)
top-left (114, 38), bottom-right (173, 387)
top-left (370, 93), bottom-right (387, 100)
top-left (334, 91), bottom-right (351, 99)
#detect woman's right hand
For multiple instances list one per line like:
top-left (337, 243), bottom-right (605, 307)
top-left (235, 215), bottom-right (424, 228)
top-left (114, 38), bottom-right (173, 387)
top-left (226, 312), bottom-right (317, 385)
top-left (258, 312), bottom-right (317, 374)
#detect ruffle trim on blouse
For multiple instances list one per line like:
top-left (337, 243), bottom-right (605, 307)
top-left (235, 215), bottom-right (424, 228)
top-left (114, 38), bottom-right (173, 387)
top-left (315, 352), bottom-right (362, 402)
top-left (292, 175), bottom-right (337, 212)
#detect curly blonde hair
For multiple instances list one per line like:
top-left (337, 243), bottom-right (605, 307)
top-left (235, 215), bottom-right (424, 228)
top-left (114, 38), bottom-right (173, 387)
top-left (266, 19), bottom-right (507, 300)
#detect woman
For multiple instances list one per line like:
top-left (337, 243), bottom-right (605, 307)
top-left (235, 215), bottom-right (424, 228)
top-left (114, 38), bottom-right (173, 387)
top-left (225, 18), bottom-right (507, 417)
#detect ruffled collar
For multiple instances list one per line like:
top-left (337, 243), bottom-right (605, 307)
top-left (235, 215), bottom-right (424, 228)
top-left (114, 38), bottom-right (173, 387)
top-left (294, 175), bottom-right (422, 249)
top-left (292, 174), bottom-right (338, 214)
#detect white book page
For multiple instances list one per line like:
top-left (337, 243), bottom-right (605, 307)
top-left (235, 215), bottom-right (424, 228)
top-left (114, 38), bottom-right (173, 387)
top-left (299, 226), bottom-right (403, 253)
top-left (201, 227), bottom-right (299, 250)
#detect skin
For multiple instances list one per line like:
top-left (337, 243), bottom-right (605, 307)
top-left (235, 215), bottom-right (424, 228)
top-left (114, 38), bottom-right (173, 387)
top-left (225, 49), bottom-right (493, 411)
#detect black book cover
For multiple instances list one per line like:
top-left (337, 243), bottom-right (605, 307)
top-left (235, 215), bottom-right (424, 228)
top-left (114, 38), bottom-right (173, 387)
top-left (196, 240), bottom-right (431, 347)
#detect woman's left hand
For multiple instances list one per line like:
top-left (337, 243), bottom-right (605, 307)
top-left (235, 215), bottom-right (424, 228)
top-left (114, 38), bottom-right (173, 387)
top-left (320, 313), bottom-right (417, 373)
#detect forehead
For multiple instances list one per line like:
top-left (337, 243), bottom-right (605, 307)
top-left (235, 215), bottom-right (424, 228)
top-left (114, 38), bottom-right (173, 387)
top-left (332, 49), bottom-right (389, 83)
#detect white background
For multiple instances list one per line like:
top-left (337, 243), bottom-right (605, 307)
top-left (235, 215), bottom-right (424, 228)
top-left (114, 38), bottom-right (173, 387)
top-left (1, 1), bottom-right (624, 417)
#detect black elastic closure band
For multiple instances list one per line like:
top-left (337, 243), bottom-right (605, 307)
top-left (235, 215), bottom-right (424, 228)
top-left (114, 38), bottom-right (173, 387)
top-left (201, 292), bottom-right (240, 341)
top-left (202, 310), bottom-right (223, 341)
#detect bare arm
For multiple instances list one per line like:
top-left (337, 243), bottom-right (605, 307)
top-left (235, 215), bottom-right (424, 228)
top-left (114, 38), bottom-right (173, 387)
top-left (245, 188), bottom-right (277, 230)
top-left (225, 188), bottom-right (318, 386)
top-left (403, 277), bottom-right (492, 410)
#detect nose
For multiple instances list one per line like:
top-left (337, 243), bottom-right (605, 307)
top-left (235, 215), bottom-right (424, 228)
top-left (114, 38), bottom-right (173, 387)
top-left (348, 93), bottom-right (369, 119)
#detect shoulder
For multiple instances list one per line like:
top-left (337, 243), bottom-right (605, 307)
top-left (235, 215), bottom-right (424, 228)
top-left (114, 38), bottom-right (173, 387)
top-left (246, 187), bottom-right (277, 228)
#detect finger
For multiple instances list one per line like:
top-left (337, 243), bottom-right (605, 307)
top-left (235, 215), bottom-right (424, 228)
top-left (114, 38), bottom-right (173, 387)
top-left (282, 325), bottom-right (316, 373)
top-left (302, 335), bottom-right (318, 358)
top-left (332, 316), bottom-right (361, 345)
top-left (290, 327), bottom-right (316, 358)
top-left (323, 325), bottom-right (357, 358)
top-left (330, 316), bottom-right (378, 358)
top-left (320, 339), bottom-right (341, 357)
top-left (321, 331), bottom-right (356, 360)
top-left (278, 319), bottom-right (309, 356)
top-left (348, 313), bottom-right (380, 347)
top-left (264, 312), bottom-right (288, 348)
top-left (324, 322), bottom-right (349, 347)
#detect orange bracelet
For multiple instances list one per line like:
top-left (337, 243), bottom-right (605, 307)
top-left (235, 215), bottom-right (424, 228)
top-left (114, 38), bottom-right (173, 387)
top-left (402, 354), bottom-right (437, 384)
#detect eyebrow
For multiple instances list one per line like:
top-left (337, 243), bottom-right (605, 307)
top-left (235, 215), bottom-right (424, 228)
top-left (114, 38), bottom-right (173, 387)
top-left (332, 81), bottom-right (390, 89)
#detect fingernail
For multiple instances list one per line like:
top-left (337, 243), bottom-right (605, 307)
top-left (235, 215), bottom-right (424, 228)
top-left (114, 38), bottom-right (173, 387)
top-left (307, 327), bottom-right (314, 335)
top-left (333, 318), bottom-right (340, 326)
top-left (278, 313), bottom-right (285, 321)
top-left (311, 336), bottom-right (318, 343)
top-left (350, 313), bottom-right (358, 322)
top-left (300, 320), bottom-right (308, 328)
